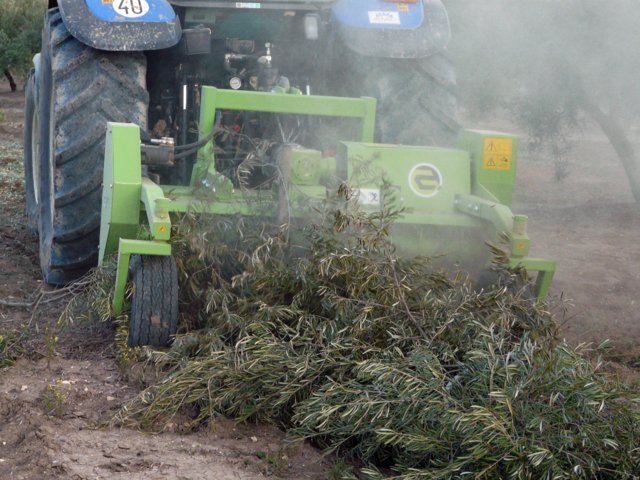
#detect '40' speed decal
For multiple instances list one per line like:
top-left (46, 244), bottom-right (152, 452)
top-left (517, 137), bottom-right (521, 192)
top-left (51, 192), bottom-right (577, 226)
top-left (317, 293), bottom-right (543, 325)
top-left (113, 0), bottom-right (150, 18)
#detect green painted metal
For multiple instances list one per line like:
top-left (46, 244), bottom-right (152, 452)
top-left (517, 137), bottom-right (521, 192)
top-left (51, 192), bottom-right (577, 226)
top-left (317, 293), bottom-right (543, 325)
top-left (290, 147), bottom-right (335, 186)
top-left (100, 124), bottom-right (174, 313)
top-left (141, 177), bottom-right (172, 241)
top-left (198, 87), bottom-right (376, 140)
top-left (337, 142), bottom-right (556, 290)
top-left (511, 214), bottom-right (531, 258)
top-left (454, 193), bottom-right (556, 299)
top-left (338, 142), bottom-right (485, 260)
top-left (454, 193), bottom-right (529, 256)
top-left (457, 129), bottom-right (519, 206)
top-left (201, 166), bottom-right (235, 201)
top-left (99, 123), bottom-right (143, 264)
top-left (112, 238), bottom-right (171, 315)
top-left (340, 142), bottom-right (472, 215)
top-left (191, 87), bottom-right (377, 186)
top-left (98, 89), bottom-right (556, 311)
top-left (161, 186), bottom-right (268, 215)
top-left (509, 257), bottom-right (556, 300)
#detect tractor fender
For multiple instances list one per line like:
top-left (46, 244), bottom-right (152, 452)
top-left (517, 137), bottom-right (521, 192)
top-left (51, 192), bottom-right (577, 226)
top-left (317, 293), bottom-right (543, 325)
top-left (331, 0), bottom-right (451, 58)
top-left (56, 0), bottom-right (181, 51)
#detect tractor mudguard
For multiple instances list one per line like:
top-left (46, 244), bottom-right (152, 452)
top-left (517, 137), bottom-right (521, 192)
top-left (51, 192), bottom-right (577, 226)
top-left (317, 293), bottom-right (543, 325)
top-left (331, 0), bottom-right (451, 58)
top-left (57, 0), bottom-right (181, 51)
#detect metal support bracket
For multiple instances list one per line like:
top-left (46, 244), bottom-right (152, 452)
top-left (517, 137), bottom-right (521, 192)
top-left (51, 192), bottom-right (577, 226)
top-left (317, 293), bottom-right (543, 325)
top-left (141, 177), bottom-right (172, 241)
top-left (455, 193), bottom-right (526, 252)
top-left (455, 193), bottom-right (555, 300)
top-left (112, 238), bottom-right (171, 315)
top-left (99, 123), bottom-right (143, 264)
top-left (509, 257), bottom-right (556, 301)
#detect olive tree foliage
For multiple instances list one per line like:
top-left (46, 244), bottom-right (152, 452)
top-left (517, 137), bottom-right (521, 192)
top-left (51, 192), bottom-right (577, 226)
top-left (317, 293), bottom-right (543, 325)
top-left (446, 0), bottom-right (640, 200)
top-left (0, 0), bottom-right (46, 91)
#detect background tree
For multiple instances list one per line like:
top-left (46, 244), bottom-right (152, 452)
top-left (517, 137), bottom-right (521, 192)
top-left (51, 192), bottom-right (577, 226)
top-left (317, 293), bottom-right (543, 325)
top-left (446, 0), bottom-right (640, 201)
top-left (0, 0), bottom-right (46, 91)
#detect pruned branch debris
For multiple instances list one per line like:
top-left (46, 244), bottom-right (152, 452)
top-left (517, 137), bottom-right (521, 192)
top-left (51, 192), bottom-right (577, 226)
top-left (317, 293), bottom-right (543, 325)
top-left (71, 185), bottom-right (638, 478)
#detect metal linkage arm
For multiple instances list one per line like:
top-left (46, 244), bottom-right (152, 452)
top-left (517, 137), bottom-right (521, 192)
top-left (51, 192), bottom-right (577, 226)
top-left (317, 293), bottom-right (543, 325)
top-left (455, 193), bottom-right (555, 300)
top-left (112, 239), bottom-right (171, 315)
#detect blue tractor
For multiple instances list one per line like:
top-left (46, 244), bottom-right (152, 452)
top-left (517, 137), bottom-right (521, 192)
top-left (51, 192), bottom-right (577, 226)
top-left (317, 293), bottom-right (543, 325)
top-left (24, 0), bottom-right (457, 285)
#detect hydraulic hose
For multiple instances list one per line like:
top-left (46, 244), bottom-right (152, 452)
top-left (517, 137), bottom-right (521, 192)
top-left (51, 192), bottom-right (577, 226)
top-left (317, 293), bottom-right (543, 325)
top-left (174, 130), bottom-right (215, 151)
top-left (173, 147), bottom-right (202, 160)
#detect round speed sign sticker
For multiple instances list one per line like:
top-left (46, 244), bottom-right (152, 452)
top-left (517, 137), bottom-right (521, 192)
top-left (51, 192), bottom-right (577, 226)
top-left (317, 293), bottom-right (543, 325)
top-left (113, 0), bottom-right (150, 18)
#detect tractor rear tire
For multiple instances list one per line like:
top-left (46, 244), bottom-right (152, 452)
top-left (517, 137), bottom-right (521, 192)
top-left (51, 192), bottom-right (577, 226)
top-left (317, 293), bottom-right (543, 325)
top-left (23, 70), bottom-right (39, 234)
top-left (128, 255), bottom-right (178, 348)
top-left (37, 9), bottom-right (148, 285)
top-left (354, 54), bottom-right (459, 147)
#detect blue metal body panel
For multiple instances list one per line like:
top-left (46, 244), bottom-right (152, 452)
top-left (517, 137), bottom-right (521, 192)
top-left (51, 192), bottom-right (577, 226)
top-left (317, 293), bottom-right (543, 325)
top-left (85, 0), bottom-right (176, 23)
top-left (57, 0), bottom-right (181, 51)
top-left (332, 0), bottom-right (424, 30)
top-left (331, 0), bottom-right (450, 58)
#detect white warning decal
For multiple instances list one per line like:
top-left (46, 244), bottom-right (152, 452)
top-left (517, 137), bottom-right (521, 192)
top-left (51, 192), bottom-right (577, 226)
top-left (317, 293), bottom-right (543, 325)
top-left (353, 188), bottom-right (381, 206)
top-left (368, 11), bottom-right (401, 25)
top-left (113, 0), bottom-right (150, 18)
top-left (236, 2), bottom-right (261, 8)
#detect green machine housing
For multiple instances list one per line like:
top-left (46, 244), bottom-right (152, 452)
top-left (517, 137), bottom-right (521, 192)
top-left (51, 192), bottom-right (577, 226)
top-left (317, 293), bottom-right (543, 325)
top-left (99, 87), bottom-right (555, 318)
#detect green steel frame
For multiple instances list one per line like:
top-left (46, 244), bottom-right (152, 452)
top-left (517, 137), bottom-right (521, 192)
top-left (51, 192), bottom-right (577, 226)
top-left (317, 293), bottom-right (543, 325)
top-left (99, 88), bottom-right (555, 314)
top-left (190, 87), bottom-right (377, 187)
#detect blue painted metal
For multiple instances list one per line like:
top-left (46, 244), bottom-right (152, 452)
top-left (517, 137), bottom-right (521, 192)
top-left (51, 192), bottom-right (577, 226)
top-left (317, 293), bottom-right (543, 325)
top-left (331, 0), bottom-right (449, 58)
top-left (85, 0), bottom-right (176, 23)
top-left (332, 0), bottom-right (424, 30)
top-left (58, 0), bottom-right (181, 51)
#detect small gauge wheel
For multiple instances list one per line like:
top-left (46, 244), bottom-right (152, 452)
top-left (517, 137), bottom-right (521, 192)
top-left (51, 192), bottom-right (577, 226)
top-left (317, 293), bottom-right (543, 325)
top-left (128, 255), bottom-right (178, 347)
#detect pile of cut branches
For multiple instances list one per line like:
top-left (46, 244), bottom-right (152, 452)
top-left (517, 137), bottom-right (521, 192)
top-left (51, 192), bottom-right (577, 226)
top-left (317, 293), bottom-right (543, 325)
top-left (109, 185), bottom-right (639, 478)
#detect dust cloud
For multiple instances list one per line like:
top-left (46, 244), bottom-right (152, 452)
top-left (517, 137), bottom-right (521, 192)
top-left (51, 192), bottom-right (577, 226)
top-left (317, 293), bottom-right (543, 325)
top-left (441, 0), bottom-right (640, 350)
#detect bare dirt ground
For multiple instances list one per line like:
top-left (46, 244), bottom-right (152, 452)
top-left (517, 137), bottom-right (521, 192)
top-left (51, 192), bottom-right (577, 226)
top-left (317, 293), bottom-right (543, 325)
top-left (510, 128), bottom-right (640, 361)
top-left (1, 79), bottom-right (639, 478)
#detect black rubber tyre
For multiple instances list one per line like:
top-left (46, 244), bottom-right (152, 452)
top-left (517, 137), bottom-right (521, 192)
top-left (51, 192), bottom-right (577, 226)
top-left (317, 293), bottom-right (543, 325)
top-left (23, 70), bottom-right (39, 234)
top-left (352, 54), bottom-right (459, 147)
top-left (128, 255), bottom-right (178, 348)
top-left (37, 9), bottom-right (148, 285)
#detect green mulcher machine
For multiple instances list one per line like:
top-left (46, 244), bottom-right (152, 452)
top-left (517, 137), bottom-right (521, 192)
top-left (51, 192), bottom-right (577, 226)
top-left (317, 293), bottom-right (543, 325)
top-left (25, 0), bottom-right (555, 347)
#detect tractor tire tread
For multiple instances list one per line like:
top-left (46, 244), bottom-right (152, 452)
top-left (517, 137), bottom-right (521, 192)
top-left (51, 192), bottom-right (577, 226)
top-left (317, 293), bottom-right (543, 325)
top-left (39, 8), bottom-right (148, 284)
top-left (129, 255), bottom-right (178, 348)
top-left (54, 212), bottom-right (100, 243)
top-left (54, 121), bottom-right (104, 166)
top-left (53, 171), bottom-right (102, 207)
top-left (354, 53), bottom-right (459, 146)
top-left (23, 70), bottom-right (38, 234)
